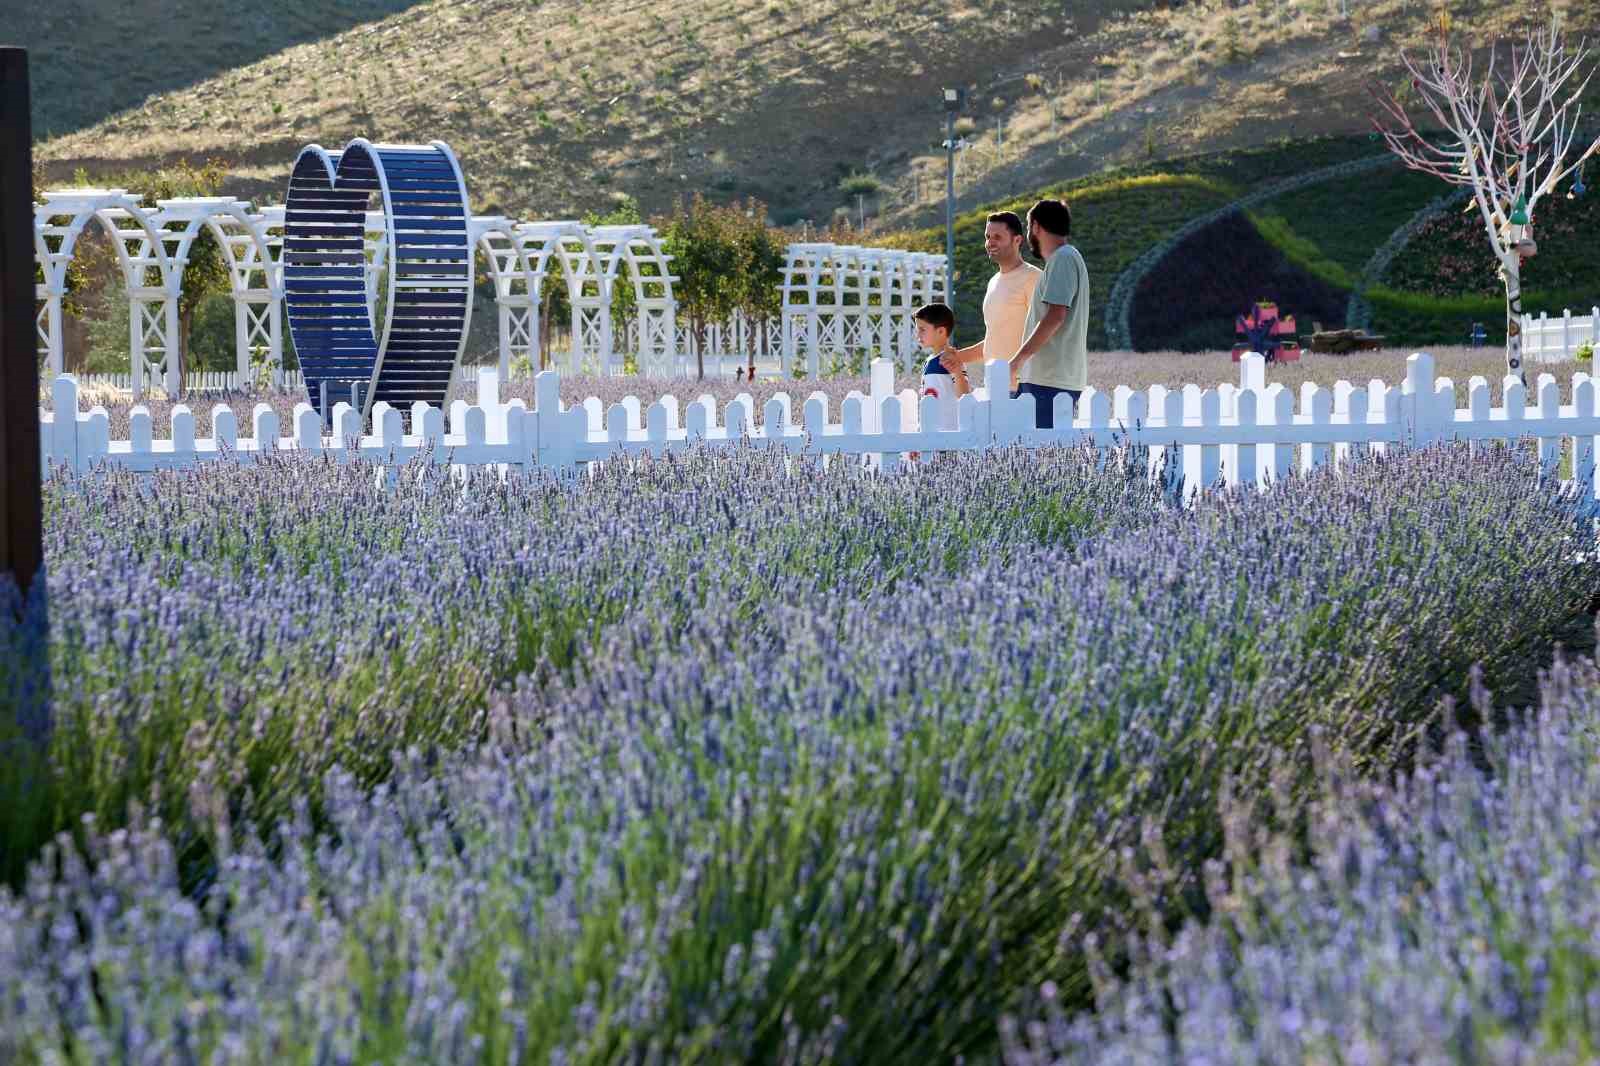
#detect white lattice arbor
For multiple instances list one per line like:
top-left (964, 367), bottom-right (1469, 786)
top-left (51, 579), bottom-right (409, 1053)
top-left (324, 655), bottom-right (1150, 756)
top-left (34, 189), bottom-right (178, 396)
top-left (858, 248), bottom-right (918, 369)
top-left (781, 244), bottom-right (947, 377)
top-left (513, 221), bottom-right (609, 375)
top-left (361, 209), bottom-right (389, 321)
top-left (471, 216), bottom-right (538, 380)
top-left (781, 243), bottom-right (832, 378)
top-left (589, 225), bottom-right (678, 376)
top-left (151, 197), bottom-right (282, 388)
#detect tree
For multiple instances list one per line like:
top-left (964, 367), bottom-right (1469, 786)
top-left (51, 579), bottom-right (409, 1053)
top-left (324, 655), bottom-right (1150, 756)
top-left (725, 200), bottom-right (785, 380)
top-left (656, 196), bottom-right (787, 380)
top-left (1372, 18), bottom-right (1600, 382)
top-left (660, 194), bottom-right (740, 380)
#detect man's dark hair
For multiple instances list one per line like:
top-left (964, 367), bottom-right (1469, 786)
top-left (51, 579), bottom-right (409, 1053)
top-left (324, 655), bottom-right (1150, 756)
top-left (913, 302), bottom-right (956, 334)
top-left (986, 211), bottom-right (1025, 238)
top-left (1026, 199), bottom-right (1072, 238)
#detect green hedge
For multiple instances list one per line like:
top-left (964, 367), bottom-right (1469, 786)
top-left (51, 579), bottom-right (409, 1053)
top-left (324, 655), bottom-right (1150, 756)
top-left (1367, 284), bottom-right (1600, 347)
top-left (1250, 165), bottom-right (1442, 279)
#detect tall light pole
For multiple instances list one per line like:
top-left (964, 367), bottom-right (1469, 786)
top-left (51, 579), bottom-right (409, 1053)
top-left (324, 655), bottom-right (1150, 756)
top-left (943, 86), bottom-right (965, 302)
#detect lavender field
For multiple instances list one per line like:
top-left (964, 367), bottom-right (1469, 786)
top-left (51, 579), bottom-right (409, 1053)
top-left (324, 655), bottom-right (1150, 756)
top-left (1, 442), bottom-right (1597, 1062)
top-left (1002, 653), bottom-right (1600, 1066)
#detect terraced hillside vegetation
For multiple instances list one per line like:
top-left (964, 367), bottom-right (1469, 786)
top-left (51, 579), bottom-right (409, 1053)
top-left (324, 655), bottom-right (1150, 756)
top-left (27, 0), bottom-right (1572, 228)
top-left (1135, 156), bottom-right (1600, 351)
top-left (879, 135), bottom-right (1389, 346)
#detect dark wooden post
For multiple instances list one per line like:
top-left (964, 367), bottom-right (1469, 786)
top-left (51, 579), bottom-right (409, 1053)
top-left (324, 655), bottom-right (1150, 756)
top-left (0, 47), bottom-right (42, 601)
top-left (0, 47), bottom-right (49, 756)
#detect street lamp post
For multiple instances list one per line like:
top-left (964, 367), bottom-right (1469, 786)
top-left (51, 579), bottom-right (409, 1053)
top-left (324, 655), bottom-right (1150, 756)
top-left (943, 86), bottom-right (965, 302)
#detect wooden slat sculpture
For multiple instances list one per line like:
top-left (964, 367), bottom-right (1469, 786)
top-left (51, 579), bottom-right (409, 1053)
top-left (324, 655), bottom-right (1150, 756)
top-left (284, 139), bottom-right (473, 420)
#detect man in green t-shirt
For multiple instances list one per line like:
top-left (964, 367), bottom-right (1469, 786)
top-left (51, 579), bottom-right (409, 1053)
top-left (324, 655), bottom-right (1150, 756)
top-left (1006, 199), bottom-right (1088, 429)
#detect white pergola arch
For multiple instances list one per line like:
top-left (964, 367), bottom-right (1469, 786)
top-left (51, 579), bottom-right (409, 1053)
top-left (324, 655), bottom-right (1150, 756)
top-left (34, 188), bottom-right (683, 387)
top-left (34, 189), bottom-right (179, 396)
top-left (588, 225), bottom-right (678, 377)
top-left (468, 219), bottom-right (608, 377)
top-left (912, 251), bottom-right (948, 307)
top-left (781, 243), bottom-right (946, 377)
top-left (514, 220), bottom-right (610, 375)
top-left (361, 209), bottom-right (389, 320)
top-left (469, 220), bottom-right (681, 379)
top-left (471, 215), bottom-right (539, 380)
top-left (152, 197), bottom-right (282, 388)
top-left (780, 242), bottom-right (834, 378)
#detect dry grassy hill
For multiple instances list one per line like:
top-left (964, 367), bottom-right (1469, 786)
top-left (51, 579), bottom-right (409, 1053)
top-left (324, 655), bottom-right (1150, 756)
top-left (22, 0), bottom-right (1600, 228)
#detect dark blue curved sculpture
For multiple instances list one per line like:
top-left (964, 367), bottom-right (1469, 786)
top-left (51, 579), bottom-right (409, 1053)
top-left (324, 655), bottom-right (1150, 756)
top-left (283, 139), bottom-right (472, 419)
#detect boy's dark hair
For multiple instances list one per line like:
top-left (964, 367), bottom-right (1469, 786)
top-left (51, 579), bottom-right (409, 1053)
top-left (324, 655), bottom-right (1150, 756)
top-left (1026, 198), bottom-right (1072, 238)
top-left (986, 211), bottom-right (1025, 237)
top-left (912, 302), bottom-right (956, 334)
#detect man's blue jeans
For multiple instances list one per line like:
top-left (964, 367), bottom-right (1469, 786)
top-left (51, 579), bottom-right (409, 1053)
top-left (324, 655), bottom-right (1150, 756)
top-left (1010, 383), bottom-right (1081, 429)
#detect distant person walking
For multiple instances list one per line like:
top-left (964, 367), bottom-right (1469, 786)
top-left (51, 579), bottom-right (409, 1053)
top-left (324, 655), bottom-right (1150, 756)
top-left (938, 212), bottom-right (1040, 391)
top-left (1007, 199), bottom-right (1088, 429)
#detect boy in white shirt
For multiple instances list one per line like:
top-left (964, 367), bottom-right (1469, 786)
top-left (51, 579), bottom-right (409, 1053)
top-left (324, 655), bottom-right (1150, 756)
top-left (940, 211), bottom-right (1041, 390)
top-left (914, 303), bottom-right (963, 434)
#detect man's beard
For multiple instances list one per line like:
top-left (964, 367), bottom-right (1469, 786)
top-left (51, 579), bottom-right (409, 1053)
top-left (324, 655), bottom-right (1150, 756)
top-left (1028, 234), bottom-right (1042, 258)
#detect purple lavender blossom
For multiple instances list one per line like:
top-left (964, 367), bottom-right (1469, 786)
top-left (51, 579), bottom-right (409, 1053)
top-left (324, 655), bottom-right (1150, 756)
top-left (0, 443), bottom-right (1592, 1064)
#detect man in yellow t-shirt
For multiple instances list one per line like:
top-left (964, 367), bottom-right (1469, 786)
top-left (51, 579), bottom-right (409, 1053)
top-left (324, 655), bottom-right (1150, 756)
top-left (1008, 198), bottom-right (1088, 430)
top-left (939, 211), bottom-right (1040, 391)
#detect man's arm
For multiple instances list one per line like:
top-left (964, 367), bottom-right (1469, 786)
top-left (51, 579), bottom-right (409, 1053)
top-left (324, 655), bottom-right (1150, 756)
top-left (1008, 303), bottom-right (1068, 382)
top-left (940, 339), bottom-right (985, 372)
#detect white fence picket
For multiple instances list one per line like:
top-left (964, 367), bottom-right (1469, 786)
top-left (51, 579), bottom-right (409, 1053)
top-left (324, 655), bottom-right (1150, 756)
top-left (1520, 306), bottom-right (1600, 362)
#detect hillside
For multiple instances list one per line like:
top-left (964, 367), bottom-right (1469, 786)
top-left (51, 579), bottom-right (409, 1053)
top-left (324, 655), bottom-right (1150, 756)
top-left (881, 135), bottom-right (1387, 343)
top-left (28, 0), bottom-right (1591, 227)
top-left (14, 0), bottom-right (425, 141)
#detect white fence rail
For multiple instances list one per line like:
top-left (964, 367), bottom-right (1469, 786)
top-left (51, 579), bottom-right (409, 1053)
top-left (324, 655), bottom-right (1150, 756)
top-left (1521, 307), bottom-right (1600, 362)
top-left (68, 370), bottom-right (307, 394)
top-left (37, 354), bottom-right (1600, 502)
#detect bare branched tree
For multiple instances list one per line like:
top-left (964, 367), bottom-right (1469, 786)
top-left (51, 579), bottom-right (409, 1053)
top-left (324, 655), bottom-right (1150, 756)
top-left (1372, 18), bottom-right (1600, 381)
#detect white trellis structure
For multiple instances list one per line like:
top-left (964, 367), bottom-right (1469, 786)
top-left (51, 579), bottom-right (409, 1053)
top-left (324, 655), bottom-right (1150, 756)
top-left (36, 183), bottom-right (964, 391)
top-left (153, 198), bottom-right (282, 388)
top-left (471, 216), bottom-right (539, 381)
top-left (20, 181), bottom-right (986, 391)
top-left (589, 225), bottom-right (678, 376)
top-left (471, 219), bottom-right (680, 379)
top-left (780, 243), bottom-right (946, 378)
top-left (34, 190), bottom-right (179, 397)
top-left (522, 221), bottom-right (614, 376)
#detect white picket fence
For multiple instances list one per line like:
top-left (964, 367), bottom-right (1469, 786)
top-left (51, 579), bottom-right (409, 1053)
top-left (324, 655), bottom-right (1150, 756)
top-left (1521, 307), bottom-right (1600, 362)
top-left (69, 370), bottom-right (307, 394)
top-left (36, 354), bottom-right (1600, 502)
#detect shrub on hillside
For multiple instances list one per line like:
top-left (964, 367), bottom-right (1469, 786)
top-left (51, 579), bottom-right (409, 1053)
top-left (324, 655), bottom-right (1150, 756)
top-left (1132, 212), bottom-right (1348, 350)
top-left (1383, 188), bottom-right (1600, 299)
